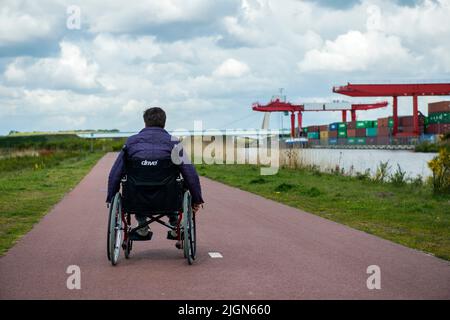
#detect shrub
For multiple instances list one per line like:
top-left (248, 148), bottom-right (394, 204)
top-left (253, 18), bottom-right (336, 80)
top-left (304, 187), bottom-right (322, 197)
top-left (250, 177), bottom-right (267, 184)
top-left (274, 183), bottom-right (295, 192)
top-left (390, 164), bottom-right (407, 186)
top-left (428, 148), bottom-right (450, 194)
top-left (356, 169), bottom-right (371, 181)
top-left (408, 175), bottom-right (424, 188)
top-left (374, 161), bottom-right (390, 183)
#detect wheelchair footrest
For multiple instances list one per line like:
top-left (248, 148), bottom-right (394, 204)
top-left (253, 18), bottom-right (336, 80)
top-left (167, 230), bottom-right (183, 240)
top-left (129, 231), bottom-right (153, 241)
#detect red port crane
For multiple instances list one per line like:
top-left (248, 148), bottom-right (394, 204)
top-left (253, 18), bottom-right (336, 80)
top-left (252, 99), bottom-right (388, 138)
top-left (333, 82), bottom-right (450, 136)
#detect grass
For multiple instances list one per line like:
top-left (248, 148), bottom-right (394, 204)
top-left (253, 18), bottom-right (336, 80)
top-left (0, 134), bottom-right (124, 256)
top-left (0, 134), bottom-right (126, 151)
top-left (197, 164), bottom-right (450, 261)
top-left (0, 151), bottom-right (104, 256)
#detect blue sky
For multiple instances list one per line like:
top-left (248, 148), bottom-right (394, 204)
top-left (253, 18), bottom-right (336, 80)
top-left (1, 0), bottom-right (450, 134)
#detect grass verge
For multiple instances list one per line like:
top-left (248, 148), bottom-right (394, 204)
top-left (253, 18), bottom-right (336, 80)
top-left (197, 164), bottom-right (450, 261)
top-left (0, 152), bottom-right (103, 256)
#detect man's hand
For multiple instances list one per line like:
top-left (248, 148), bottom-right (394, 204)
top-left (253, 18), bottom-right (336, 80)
top-left (192, 203), bottom-right (202, 214)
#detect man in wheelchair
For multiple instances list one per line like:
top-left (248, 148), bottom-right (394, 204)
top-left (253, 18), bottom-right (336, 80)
top-left (106, 107), bottom-right (204, 240)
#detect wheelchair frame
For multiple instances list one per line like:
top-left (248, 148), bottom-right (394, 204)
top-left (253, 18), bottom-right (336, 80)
top-left (107, 189), bottom-right (196, 266)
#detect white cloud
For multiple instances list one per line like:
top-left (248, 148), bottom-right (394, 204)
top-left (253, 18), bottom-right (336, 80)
top-left (0, 5), bottom-right (53, 45)
top-left (82, 0), bottom-right (229, 33)
top-left (121, 99), bottom-right (146, 115)
top-left (92, 34), bottom-right (161, 65)
top-left (4, 42), bottom-right (101, 91)
top-left (298, 30), bottom-right (417, 72)
top-left (213, 58), bottom-right (250, 77)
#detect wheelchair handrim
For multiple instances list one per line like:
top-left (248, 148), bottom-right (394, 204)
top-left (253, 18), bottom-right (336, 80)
top-left (109, 193), bottom-right (122, 265)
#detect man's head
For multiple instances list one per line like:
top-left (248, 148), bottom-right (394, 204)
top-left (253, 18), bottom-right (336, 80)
top-left (143, 107), bottom-right (166, 128)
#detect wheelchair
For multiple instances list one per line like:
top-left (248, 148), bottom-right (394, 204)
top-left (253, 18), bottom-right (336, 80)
top-left (107, 157), bottom-right (196, 266)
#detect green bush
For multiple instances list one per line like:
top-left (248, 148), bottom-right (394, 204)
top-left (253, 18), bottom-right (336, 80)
top-left (303, 187), bottom-right (322, 197)
top-left (250, 177), bottom-right (267, 184)
top-left (356, 169), bottom-right (371, 181)
top-left (374, 161), bottom-right (390, 183)
top-left (428, 148), bottom-right (450, 194)
top-left (274, 183), bottom-right (295, 192)
top-left (390, 164), bottom-right (407, 186)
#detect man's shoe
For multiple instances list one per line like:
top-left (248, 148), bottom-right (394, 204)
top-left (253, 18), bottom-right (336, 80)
top-left (136, 225), bottom-right (150, 237)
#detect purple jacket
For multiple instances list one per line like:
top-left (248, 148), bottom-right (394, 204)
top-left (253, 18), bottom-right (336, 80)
top-left (106, 127), bottom-right (204, 204)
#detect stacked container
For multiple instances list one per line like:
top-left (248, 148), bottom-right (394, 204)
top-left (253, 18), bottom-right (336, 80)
top-left (337, 122), bottom-right (347, 138)
top-left (397, 115), bottom-right (425, 135)
top-left (366, 124), bottom-right (377, 145)
top-left (377, 116), bottom-right (393, 145)
top-left (307, 125), bottom-right (320, 144)
top-left (319, 125), bottom-right (329, 145)
top-left (426, 101), bottom-right (450, 134)
top-left (328, 123), bottom-right (338, 145)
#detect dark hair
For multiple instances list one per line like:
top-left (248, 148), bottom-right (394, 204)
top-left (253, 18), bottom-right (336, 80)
top-left (143, 107), bottom-right (166, 128)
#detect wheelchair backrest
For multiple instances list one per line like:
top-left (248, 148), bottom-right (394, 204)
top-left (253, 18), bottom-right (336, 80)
top-left (122, 157), bottom-right (183, 214)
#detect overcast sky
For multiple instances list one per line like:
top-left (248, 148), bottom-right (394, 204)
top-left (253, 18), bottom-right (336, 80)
top-left (1, 0), bottom-right (450, 134)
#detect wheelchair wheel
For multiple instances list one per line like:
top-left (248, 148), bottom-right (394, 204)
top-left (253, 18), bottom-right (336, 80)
top-left (182, 191), bottom-right (196, 265)
top-left (107, 192), bottom-right (123, 266)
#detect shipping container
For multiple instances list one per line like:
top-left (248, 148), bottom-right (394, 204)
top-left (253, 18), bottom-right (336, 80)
top-left (328, 130), bottom-right (338, 138)
top-left (329, 138), bottom-right (338, 145)
top-left (356, 120), bottom-right (375, 129)
top-left (319, 125), bottom-right (329, 131)
top-left (398, 126), bottom-right (424, 133)
top-left (329, 123), bottom-right (339, 131)
top-left (425, 123), bottom-right (450, 134)
top-left (307, 126), bottom-right (320, 132)
top-left (428, 112), bottom-right (450, 124)
top-left (377, 117), bottom-right (393, 127)
top-left (395, 132), bottom-right (420, 138)
top-left (376, 136), bottom-right (391, 145)
top-left (399, 115), bottom-right (425, 127)
top-left (338, 122), bottom-right (347, 129)
top-left (366, 127), bottom-right (377, 137)
top-left (366, 137), bottom-right (377, 145)
top-left (320, 131), bottom-right (329, 139)
top-left (377, 126), bottom-right (392, 136)
top-left (392, 136), bottom-right (417, 145)
top-left (302, 127), bottom-right (308, 133)
top-left (347, 121), bottom-right (356, 129)
top-left (338, 129), bottom-right (347, 138)
top-left (307, 132), bottom-right (320, 139)
top-left (347, 129), bottom-right (356, 137)
top-left (337, 138), bottom-right (347, 145)
top-left (355, 137), bottom-right (366, 145)
top-left (355, 128), bottom-right (366, 137)
top-left (347, 137), bottom-right (356, 144)
top-left (428, 101), bottom-right (450, 114)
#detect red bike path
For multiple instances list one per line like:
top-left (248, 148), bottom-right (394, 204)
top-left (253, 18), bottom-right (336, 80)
top-left (1, 153), bottom-right (449, 299)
